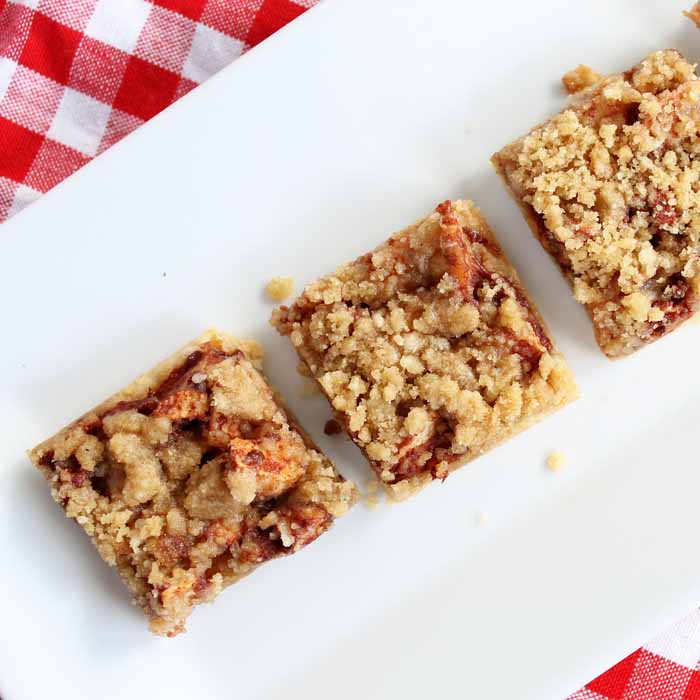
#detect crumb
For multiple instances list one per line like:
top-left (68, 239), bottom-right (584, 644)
top-left (324, 419), bottom-right (342, 436)
top-left (562, 65), bottom-right (603, 94)
top-left (162, 272), bottom-right (167, 278)
top-left (266, 276), bottom-right (294, 302)
top-left (476, 512), bottom-right (488, 526)
top-left (296, 361), bottom-right (312, 378)
top-left (685, 3), bottom-right (700, 27)
top-left (546, 451), bottom-right (567, 472)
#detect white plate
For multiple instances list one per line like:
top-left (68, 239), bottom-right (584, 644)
top-left (2, 1), bottom-right (700, 698)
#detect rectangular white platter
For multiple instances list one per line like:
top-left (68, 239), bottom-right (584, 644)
top-left (2, 1), bottom-right (700, 698)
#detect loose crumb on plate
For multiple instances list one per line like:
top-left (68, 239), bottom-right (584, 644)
top-left (324, 419), bottom-right (342, 435)
top-left (266, 276), bottom-right (294, 302)
top-left (685, 3), bottom-right (700, 27)
top-left (476, 512), bottom-right (488, 526)
top-left (561, 65), bottom-right (603, 95)
top-left (546, 451), bottom-right (567, 472)
top-left (296, 361), bottom-right (312, 378)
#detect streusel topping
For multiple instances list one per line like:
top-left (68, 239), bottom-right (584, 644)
top-left (272, 201), bottom-right (577, 498)
top-left (494, 50), bottom-right (700, 356)
top-left (30, 331), bottom-right (355, 636)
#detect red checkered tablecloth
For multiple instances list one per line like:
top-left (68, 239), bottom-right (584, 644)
top-left (0, 0), bottom-right (315, 220)
top-left (567, 610), bottom-right (700, 699)
top-left (1, 1), bottom-right (700, 697)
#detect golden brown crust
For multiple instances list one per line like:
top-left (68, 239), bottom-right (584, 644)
top-left (28, 330), bottom-right (356, 636)
top-left (272, 201), bottom-right (578, 500)
top-left (493, 50), bottom-right (700, 358)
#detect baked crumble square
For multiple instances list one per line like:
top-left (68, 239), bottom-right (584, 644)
top-left (493, 50), bottom-right (700, 358)
top-left (272, 200), bottom-right (578, 501)
top-left (28, 330), bottom-right (356, 637)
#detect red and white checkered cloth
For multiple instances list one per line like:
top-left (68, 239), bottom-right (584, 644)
top-left (568, 610), bottom-right (700, 699)
top-left (0, 0), bottom-right (316, 220)
top-left (1, 0), bottom-right (700, 697)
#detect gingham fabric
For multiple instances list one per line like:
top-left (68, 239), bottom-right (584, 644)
top-left (568, 610), bottom-right (700, 699)
top-left (0, 0), bottom-right (317, 221)
top-left (1, 1), bottom-right (700, 697)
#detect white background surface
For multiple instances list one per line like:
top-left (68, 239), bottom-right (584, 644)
top-left (2, 1), bottom-right (700, 698)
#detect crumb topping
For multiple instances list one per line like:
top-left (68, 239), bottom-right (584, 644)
top-left (29, 331), bottom-right (356, 637)
top-left (272, 201), bottom-right (577, 498)
top-left (494, 50), bottom-right (700, 357)
top-left (266, 277), bottom-right (294, 302)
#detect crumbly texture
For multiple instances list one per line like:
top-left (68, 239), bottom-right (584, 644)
top-left (685, 3), bottom-right (700, 27)
top-left (266, 277), bottom-right (294, 302)
top-left (562, 65), bottom-right (604, 95)
top-left (29, 330), bottom-right (356, 637)
top-left (272, 200), bottom-right (578, 500)
top-left (546, 451), bottom-right (566, 472)
top-left (493, 50), bottom-right (700, 358)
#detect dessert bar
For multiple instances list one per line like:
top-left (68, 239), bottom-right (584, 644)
top-left (272, 200), bottom-right (578, 500)
top-left (29, 330), bottom-right (356, 636)
top-left (493, 50), bottom-right (700, 357)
